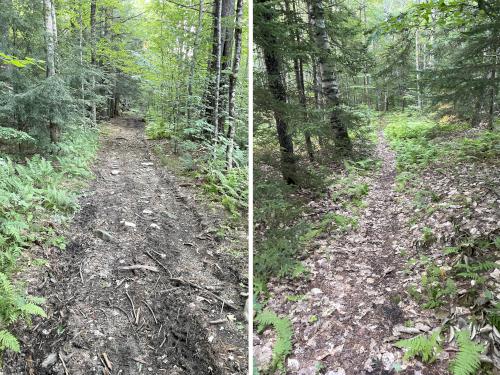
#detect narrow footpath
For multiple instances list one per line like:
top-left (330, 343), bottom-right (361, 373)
top-left (257, 128), bottom-right (444, 374)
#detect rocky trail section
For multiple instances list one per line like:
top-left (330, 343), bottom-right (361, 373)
top-left (4, 117), bottom-right (247, 375)
top-left (255, 128), bottom-right (446, 374)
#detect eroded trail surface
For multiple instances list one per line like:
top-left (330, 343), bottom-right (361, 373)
top-left (257, 130), bottom-right (442, 374)
top-left (5, 117), bottom-right (247, 374)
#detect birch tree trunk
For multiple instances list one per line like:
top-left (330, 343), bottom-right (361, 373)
top-left (212, 0), bottom-right (223, 140)
top-left (226, 0), bottom-right (243, 169)
top-left (44, 0), bottom-right (59, 143)
top-left (187, 0), bottom-right (204, 123)
top-left (90, 0), bottom-right (97, 125)
top-left (310, 0), bottom-right (351, 151)
top-left (44, 0), bottom-right (56, 78)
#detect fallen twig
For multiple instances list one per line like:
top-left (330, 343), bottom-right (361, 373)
top-left (142, 300), bottom-right (158, 324)
top-left (58, 352), bottom-right (69, 375)
top-left (145, 251), bottom-right (173, 278)
top-left (169, 277), bottom-right (238, 310)
top-left (101, 352), bottom-right (113, 371)
top-left (209, 319), bottom-right (226, 324)
top-left (119, 264), bottom-right (159, 273)
top-left (125, 291), bottom-right (137, 322)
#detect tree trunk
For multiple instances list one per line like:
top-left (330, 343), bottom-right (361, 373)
top-left (226, 0), bottom-right (243, 170)
top-left (212, 0), bottom-right (223, 140)
top-left (44, 0), bottom-right (59, 143)
top-left (187, 0), bottom-right (204, 123)
top-left (90, 0), bottom-right (97, 125)
top-left (256, 0), bottom-right (296, 183)
top-left (217, 0), bottom-right (236, 134)
top-left (310, 0), bottom-right (351, 152)
top-left (415, 27), bottom-right (422, 109)
top-left (286, 0), bottom-right (314, 161)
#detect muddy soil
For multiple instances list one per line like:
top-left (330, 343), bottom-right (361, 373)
top-left (3, 117), bottom-right (248, 374)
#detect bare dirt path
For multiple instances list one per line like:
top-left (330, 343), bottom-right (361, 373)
top-left (257, 127), bottom-right (443, 374)
top-left (4, 117), bottom-right (247, 375)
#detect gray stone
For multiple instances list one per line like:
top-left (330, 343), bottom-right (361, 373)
top-left (41, 353), bottom-right (57, 368)
top-left (287, 358), bottom-right (300, 371)
top-left (326, 369), bottom-right (346, 375)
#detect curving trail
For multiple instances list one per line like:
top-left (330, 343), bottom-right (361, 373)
top-left (4, 117), bottom-right (247, 375)
top-left (257, 127), bottom-right (444, 375)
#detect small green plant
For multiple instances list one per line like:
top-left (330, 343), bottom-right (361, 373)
top-left (395, 330), bottom-right (442, 363)
top-left (255, 310), bottom-right (293, 372)
top-left (308, 315), bottom-right (318, 324)
top-left (286, 294), bottom-right (305, 302)
top-left (420, 265), bottom-right (457, 309)
top-left (450, 330), bottom-right (484, 375)
top-left (421, 227), bottom-right (436, 247)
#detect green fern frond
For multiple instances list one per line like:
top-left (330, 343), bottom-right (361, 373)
top-left (395, 330), bottom-right (442, 363)
top-left (450, 330), bottom-right (484, 375)
top-left (0, 330), bottom-right (20, 353)
top-left (20, 303), bottom-right (47, 318)
top-left (256, 310), bottom-right (293, 371)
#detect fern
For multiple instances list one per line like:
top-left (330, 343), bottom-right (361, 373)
top-left (0, 330), bottom-right (20, 353)
top-left (450, 330), bottom-right (484, 375)
top-left (395, 330), bottom-right (442, 363)
top-left (256, 310), bottom-right (293, 372)
top-left (20, 303), bottom-right (47, 318)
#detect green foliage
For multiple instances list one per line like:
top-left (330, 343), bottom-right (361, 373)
top-left (256, 310), bottom-right (293, 372)
top-left (0, 52), bottom-right (43, 69)
top-left (450, 330), bottom-right (484, 375)
top-left (0, 127), bottom-right (35, 145)
top-left (385, 113), bottom-right (498, 190)
top-left (0, 330), bottom-right (20, 353)
top-left (0, 128), bottom-right (97, 354)
top-left (395, 330), bottom-right (442, 363)
top-left (0, 272), bottom-right (46, 354)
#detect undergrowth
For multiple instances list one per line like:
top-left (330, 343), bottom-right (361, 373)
top-left (255, 309), bottom-right (293, 374)
top-left (0, 127), bottom-right (98, 354)
top-left (146, 111), bottom-right (248, 219)
top-left (384, 111), bottom-right (498, 190)
top-left (386, 111), bottom-right (498, 373)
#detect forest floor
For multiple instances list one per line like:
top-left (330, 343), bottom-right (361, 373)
top-left (3, 117), bottom-right (248, 375)
top-left (255, 117), bottom-right (499, 375)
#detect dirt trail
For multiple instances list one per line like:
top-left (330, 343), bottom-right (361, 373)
top-left (4, 117), bottom-right (247, 374)
top-left (257, 128), bottom-right (441, 374)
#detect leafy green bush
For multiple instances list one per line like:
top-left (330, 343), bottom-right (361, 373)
top-left (0, 127), bottom-right (35, 145)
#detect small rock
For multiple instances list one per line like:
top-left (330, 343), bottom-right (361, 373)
top-left (150, 223), bottom-right (160, 229)
top-left (254, 344), bottom-right (273, 371)
top-left (415, 322), bottom-right (431, 332)
top-left (94, 229), bottom-right (115, 242)
top-left (311, 288), bottom-right (323, 295)
top-left (326, 369), bottom-right (346, 375)
top-left (381, 352), bottom-right (395, 370)
top-left (287, 358), bottom-right (300, 371)
top-left (141, 162), bottom-right (154, 166)
top-left (111, 169), bottom-right (120, 175)
top-left (143, 209), bottom-right (153, 215)
top-left (123, 221), bottom-right (136, 228)
top-left (41, 353), bottom-right (57, 368)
